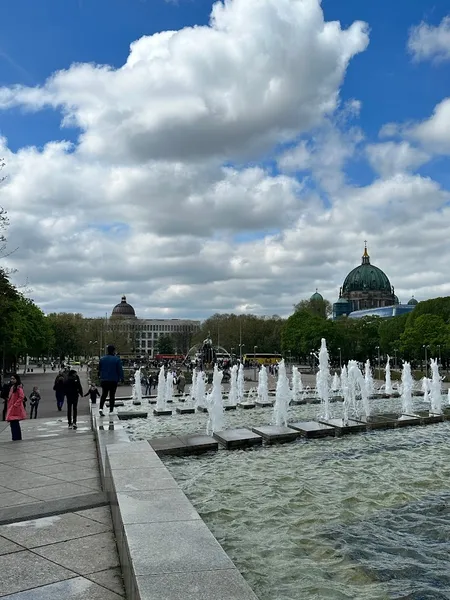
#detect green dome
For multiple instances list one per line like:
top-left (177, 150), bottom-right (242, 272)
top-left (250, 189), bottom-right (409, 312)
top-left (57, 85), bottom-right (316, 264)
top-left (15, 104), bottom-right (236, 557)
top-left (310, 289), bottom-right (324, 301)
top-left (407, 296), bottom-right (418, 306)
top-left (342, 248), bottom-right (392, 294)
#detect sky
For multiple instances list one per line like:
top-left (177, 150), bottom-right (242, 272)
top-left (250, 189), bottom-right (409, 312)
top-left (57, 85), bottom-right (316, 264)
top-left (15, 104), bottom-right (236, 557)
top-left (1, 0), bottom-right (450, 320)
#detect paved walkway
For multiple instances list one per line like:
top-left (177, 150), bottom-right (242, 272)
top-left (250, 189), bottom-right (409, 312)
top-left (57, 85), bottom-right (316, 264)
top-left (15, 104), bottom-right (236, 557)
top-left (0, 418), bottom-right (126, 599)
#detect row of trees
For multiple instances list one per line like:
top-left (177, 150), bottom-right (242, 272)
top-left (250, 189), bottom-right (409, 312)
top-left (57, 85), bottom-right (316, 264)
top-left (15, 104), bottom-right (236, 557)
top-left (282, 296), bottom-right (450, 368)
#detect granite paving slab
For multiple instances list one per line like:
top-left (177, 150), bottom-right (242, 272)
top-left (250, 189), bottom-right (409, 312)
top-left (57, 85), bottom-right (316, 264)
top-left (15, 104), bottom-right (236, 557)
top-left (0, 513), bottom-right (111, 548)
top-left (75, 477), bottom-right (102, 491)
top-left (86, 568), bottom-right (126, 597)
top-left (318, 418), bottom-right (367, 435)
top-left (0, 576), bottom-right (124, 599)
top-left (45, 468), bottom-right (100, 483)
top-left (0, 536), bottom-right (23, 556)
top-left (116, 489), bottom-right (201, 524)
top-left (0, 549), bottom-right (75, 597)
top-left (25, 482), bottom-right (96, 501)
top-left (123, 520), bottom-right (235, 576)
top-left (148, 436), bottom-right (186, 455)
top-left (3, 473), bottom-right (63, 492)
top-left (0, 491), bottom-right (37, 509)
top-left (75, 506), bottom-right (112, 526)
top-left (107, 451), bottom-right (162, 469)
top-left (110, 467), bottom-right (178, 493)
top-left (33, 531), bottom-right (120, 575)
top-left (135, 569), bottom-right (259, 600)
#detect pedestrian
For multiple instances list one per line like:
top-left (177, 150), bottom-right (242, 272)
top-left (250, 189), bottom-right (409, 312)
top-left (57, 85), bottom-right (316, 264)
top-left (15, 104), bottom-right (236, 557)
top-left (64, 369), bottom-right (83, 429)
top-left (29, 386), bottom-right (41, 419)
top-left (1, 376), bottom-right (12, 421)
top-left (6, 374), bottom-right (27, 441)
top-left (98, 344), bottom-right (124, 418)
top-left (84, 383), bottom-right (100, 405)
top-left (177, 371), bottom-right (186, 394)
top-left (53, 371), bottom-right (66, 411)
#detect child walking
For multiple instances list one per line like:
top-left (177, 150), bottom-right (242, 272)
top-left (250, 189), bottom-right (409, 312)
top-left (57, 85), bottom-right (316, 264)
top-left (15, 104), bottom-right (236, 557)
top-left (84, 383), bottom-right (100, 405)
top-left (29, 386), bottom-right (41, 419)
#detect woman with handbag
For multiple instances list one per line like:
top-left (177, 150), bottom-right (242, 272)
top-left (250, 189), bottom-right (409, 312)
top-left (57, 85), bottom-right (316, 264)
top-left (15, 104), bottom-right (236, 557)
top-left (6, 374), bottom-right (27, 441)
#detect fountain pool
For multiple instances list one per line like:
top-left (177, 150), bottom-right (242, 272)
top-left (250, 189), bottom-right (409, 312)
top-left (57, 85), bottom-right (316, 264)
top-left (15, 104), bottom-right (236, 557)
top-left (124, 393), bottom-right (450, 599)
top-left (160, 422), bottom-right (450, 600)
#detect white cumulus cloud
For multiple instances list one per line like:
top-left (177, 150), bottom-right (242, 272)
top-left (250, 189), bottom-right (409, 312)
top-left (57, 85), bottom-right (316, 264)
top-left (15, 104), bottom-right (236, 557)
top-left (365, 141), bottom-right (430, 177)
top-left (408, 16), bottom-right (450, 63)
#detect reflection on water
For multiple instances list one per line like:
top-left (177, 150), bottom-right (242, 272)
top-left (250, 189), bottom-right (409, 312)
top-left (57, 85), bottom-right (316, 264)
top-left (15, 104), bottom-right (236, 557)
top-left (126, 399), bottom-right (450, 599)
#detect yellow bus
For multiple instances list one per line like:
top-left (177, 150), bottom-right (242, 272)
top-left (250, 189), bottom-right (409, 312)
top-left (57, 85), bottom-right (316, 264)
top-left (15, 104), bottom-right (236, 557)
top-left (243, 353), bottom-right (282, 365)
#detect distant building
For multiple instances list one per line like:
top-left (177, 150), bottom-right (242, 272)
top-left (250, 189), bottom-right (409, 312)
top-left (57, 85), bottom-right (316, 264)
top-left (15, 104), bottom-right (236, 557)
top-left (109, 295), bottom-right (200, 356)
top-left (332, 244), bottom-right (418, 320)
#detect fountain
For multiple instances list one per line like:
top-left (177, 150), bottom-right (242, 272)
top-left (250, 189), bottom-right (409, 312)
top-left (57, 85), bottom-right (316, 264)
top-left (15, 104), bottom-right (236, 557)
top-left (194, 370), bottom-right (206, 409)
top-left (237, 363), bottom-right (245, 404)
top-left (165, 369), bottom-right (175, 405)
top-left (257, 365), bottom-right (270, 406)
top-left (331, 372), bottom-right (340, 395)
top-left (429, 358), bottom-right (442, 415)
top-left (132, 367), bottom-right (143, 405)
top-left (421, 377), bottom-right (430, 403)
top-left (206, 365), bottom-right (224, 435)
top-left (291, 366), bottom-right (303, 403)
top-left (316, 338), bottom-right (331, 420)
top-left (401, 362), bottom-right (414, 414)
top-left (154, 365), bottom-right (171, 415)
top-left (191, 368), bottom-right (197, 401)
top-left (348, 361), bottom-right (370, 418)
top-left (272, 359), bottom-right (290, 426)
top-left (385, 355), bottom-right (393, 395)
top-left (364, 359), bottom-right (375, 398)
top-left (340, 365), bottom-right (349, 423)
top-left (227, 364), bottom-right (238, 406)
top-left (448, 388), bottom-right (450, 406)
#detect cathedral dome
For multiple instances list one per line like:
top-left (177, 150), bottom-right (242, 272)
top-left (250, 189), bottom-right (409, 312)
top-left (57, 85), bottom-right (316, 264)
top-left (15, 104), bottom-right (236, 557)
top-left (407, 296), bottom-right (418, 306)
top-left (310, 289), bottom-right (324, 302)
top-left (111, 295), bottom-right (136, 318)
top-left (342, 246), bottom-right (392, 294)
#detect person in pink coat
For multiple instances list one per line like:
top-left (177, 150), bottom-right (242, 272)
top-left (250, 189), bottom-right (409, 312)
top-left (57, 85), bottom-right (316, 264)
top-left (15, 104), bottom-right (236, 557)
top-left (6, 374), bottom-right (27, 441)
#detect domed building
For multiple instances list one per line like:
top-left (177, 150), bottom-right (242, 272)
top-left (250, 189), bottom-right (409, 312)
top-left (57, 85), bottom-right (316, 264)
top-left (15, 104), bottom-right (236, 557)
top-left (333, 244), bottom-right (403, 319)
top-left (407, 296), bottom-right (419, 306)
top-left (107, 295), bottom-right (200, 357)
top-left (310, 290), bottom-right (324, 302)
top-left (111, 295), bottom-right (137, 319)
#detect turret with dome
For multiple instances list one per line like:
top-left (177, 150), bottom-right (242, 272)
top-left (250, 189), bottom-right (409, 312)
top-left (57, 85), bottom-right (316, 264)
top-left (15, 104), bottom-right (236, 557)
top-left (111, 295), bottom-right (137, 319)
top-left (333, 243), bottom-right (397, 318)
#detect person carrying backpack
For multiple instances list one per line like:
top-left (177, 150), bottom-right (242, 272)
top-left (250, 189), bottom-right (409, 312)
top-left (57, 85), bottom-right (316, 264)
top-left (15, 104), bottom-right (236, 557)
top-left (53, 371), bottom-right (66, 411)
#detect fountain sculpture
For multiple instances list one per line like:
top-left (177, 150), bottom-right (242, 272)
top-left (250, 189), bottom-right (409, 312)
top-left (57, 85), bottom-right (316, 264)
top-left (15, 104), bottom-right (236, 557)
top-left (227, 364), bottom-right (238, 406)
top-left (291, 366), bottom-right (303, 402)
top-left (331, 372), bottom-right (340, 394)
top-left (194, 370), bottom-right (206, 409)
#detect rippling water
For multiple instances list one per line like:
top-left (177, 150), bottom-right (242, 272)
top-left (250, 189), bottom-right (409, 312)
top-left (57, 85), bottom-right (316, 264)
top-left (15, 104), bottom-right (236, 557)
top-left (125, 398), bottom-right (450, 599)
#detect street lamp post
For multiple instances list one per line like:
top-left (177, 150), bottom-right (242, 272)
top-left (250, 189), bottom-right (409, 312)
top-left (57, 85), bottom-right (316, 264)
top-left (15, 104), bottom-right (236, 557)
top-left (437, 344), bottom-right (441, 365)
top-left (394, 349), bottom-right (398, 370)
top-left (375, 346), bottom-right (381, 380)
top-left (423, 344), bottom-right (430, 377)
top-left (230, 347), bottom-right (234, 365)
top-left (338, 347), bottom-right (342, 372)
top-left (253, 345), bottom-right (258, 381)
top-left (239, 344), bottom-right (245, 362)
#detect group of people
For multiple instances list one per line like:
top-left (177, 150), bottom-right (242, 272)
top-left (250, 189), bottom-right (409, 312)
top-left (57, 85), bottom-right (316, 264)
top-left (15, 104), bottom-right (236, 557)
top-left (0, 344), bottom-right (124, 442)
top-left (0, 374), bottom-right (41, 440)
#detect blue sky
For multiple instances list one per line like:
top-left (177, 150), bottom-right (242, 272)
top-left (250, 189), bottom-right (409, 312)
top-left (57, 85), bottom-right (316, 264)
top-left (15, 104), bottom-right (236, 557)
top-left (1, 0), bottom-right (449, 158)
top-left (1, 0), bottom-right (450, 317)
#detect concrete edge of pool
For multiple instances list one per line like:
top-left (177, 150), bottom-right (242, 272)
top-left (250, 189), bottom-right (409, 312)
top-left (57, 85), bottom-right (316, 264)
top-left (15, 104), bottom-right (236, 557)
top-left (91, 407), bottom-right (259, 600)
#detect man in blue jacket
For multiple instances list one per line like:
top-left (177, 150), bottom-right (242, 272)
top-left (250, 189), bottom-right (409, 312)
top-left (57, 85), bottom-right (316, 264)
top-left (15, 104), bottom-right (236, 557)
top-left (98, 345), bottom-right (124, 417)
